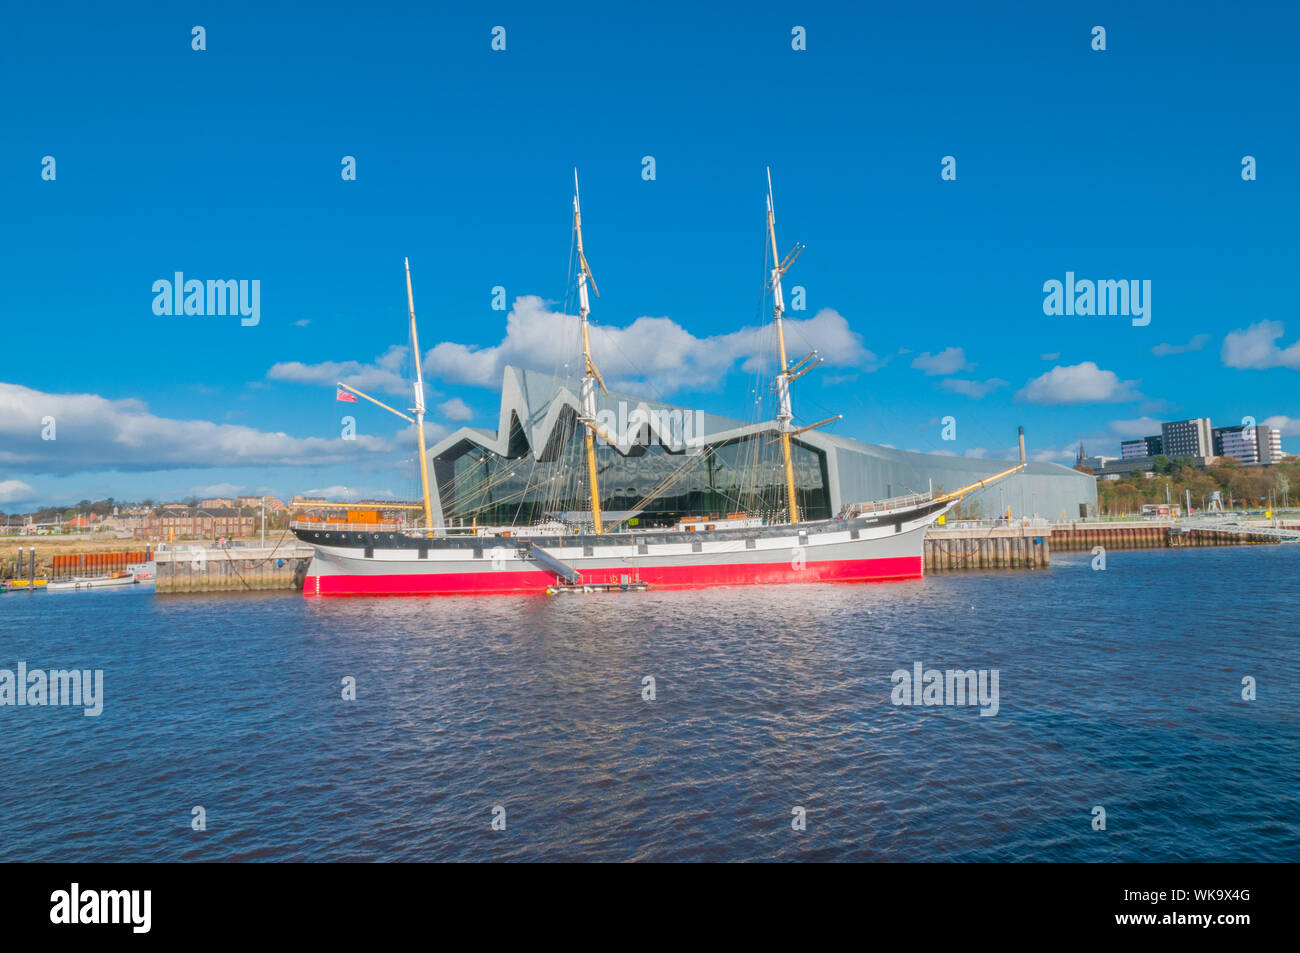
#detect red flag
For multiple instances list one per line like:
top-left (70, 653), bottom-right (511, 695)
top-left (336, 387), bottom-right (357, 403)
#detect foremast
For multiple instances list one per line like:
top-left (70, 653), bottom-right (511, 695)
top-left (334, 260), bottom-right (438, 537)
top-left (405, 258), bottom-right (436, 536)
top-left (573, 170), bottom-right (609, 533)
top-left (765, 170), bottom-right (840, 525)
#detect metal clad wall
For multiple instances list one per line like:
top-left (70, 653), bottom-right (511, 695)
top-left (827, 440), bottom-right (1095, 519)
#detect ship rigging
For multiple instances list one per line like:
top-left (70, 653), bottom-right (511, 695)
top-left (291, 172), bottom-right (1026, 596)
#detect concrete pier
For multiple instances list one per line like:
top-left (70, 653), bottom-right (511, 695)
top-left (924, 526), bottom-right (1049, 572)
top-left (155, 545), bottom-right (313, 593)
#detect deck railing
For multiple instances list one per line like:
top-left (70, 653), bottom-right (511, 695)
top-left (290, 520), bottom-right (406, 533)
top-left (838, 491), bottom-right (933, 519)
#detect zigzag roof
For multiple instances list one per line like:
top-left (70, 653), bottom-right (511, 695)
top-left (427, 365), bottom-right (786, 462)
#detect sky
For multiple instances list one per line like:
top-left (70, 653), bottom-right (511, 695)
top-left (2, 0), bottom-right (1298, 510)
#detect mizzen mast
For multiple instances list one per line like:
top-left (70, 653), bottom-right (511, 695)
top-left (573, 170), bottom-right (609, 534)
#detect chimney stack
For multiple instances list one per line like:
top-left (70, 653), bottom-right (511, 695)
top-left (1018, 426), bottom-right (1026, 463)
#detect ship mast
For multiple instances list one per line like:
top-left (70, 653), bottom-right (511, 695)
top-left (405, 257), bottom-right (436, 536)
top-left (765, 169), bottom-right (840, 525)
top-left (766, 170), bottom-right (801, 524)
top-left (331, 259), bottom-right (438, 536)
top-left (573, 170), bottom-right (609, 533)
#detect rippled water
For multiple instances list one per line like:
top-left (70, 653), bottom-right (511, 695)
top-left (1, 545), bottom-right (1296, 861)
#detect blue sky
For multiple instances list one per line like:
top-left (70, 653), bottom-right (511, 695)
top-left (3, 0), bottom-right (1298, 509)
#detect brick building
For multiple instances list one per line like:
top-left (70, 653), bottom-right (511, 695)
top-left (147, 508), bottom-right (254, 539)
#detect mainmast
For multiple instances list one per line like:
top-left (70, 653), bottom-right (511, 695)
top-left (573, 170), bottom-right (609, 533)
top-left (765, 169), bottom-right (838, 525)
top-left (405, 258), bottom-right (436, 536)
top-left (766, 170), bottom-right (801, 524)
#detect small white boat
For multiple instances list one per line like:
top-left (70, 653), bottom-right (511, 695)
top-left (46, 571), bottom-right (141, 591)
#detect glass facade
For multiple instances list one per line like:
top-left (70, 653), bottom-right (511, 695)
top-left (436, 414), bottom-right (830, 527)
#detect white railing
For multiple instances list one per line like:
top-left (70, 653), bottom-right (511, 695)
top-left (291, 520), bottom-right (406, 532)
top-left (838, 491), bottom-right (932, 519)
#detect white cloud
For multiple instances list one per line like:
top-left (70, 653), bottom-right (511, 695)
top-left (395, 420), bottom-right (450, 445)
top-left (423, 295), bottom-right (875, 394)
top-left (1151, 333), bottom-right (1210, 356)
top-left (437, 397), bottom-right (474, 421)
top-left (1040, 352), bottom-right (1060, 361)
top-left (1108, 416), bottom-right (1164, 438)
top-left (1221, 321), bottom-right (1300, 370)
top-left (940, 378), bottom-right (1007, 399)
top-left (293, 319), bottom-right (311, 328)
top-left (1262, 415), bottom-right (1300, 437)
top-left (911, 347), bottom-right (973, 376)
top-left (1016, 362), bottom-right (1141, 405)
top-left (0, 479), bottom-right (37, 505)
top-left (301, 486), bottom-right (399, 501)
top-left (267, 344), bottom-right (411, 396)
top-left (188, 482), bottom-right (249, 498)
top-left (0, 382), bottom-right (397, 475)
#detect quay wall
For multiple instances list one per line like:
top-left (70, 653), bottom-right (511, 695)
top-left (1048, 521), bottom-right (1296, 552)
top-left (155, 546), bottom-right (313, 593)
top-left (924, 526), bottom-right (1049, 572)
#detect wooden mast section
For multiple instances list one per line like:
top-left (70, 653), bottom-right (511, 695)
top-left (573, 170), bottom-right (609, 534)
top-left (405, 257), bottom-right (436, 536)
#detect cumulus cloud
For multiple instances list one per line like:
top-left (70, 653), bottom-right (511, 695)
top-left (1016, 362), bottom-right (1141, 405)
top-left (268, 344), bottom-right (412, 396)
top-left (0, 382), bottom-right (397, 475)
top-left (1108, 416), bottom-right (1164, 438)
top-left (940, 378), bottom-right (1008, 399)
top-left (1151, 333), bottom-right (1210, 356)
top-left (1221, 321), bottom-right (1300, 370)
top-left (0, 479), bottom-right (37, 505)
top-left (911, 347), bottom-right (973, 376)
top-left (423, 295), bottom-right (875, 394)
top-left (1262, 415), bottom-right (1300, 437)
top-left (437, 397), bottom-right (474, 421)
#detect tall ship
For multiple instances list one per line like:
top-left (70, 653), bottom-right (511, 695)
top-left (293, 172), bottom-right (1022, 596)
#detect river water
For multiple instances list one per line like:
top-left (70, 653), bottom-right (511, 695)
top-left (2, 545), bottom-right (1296, 861)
